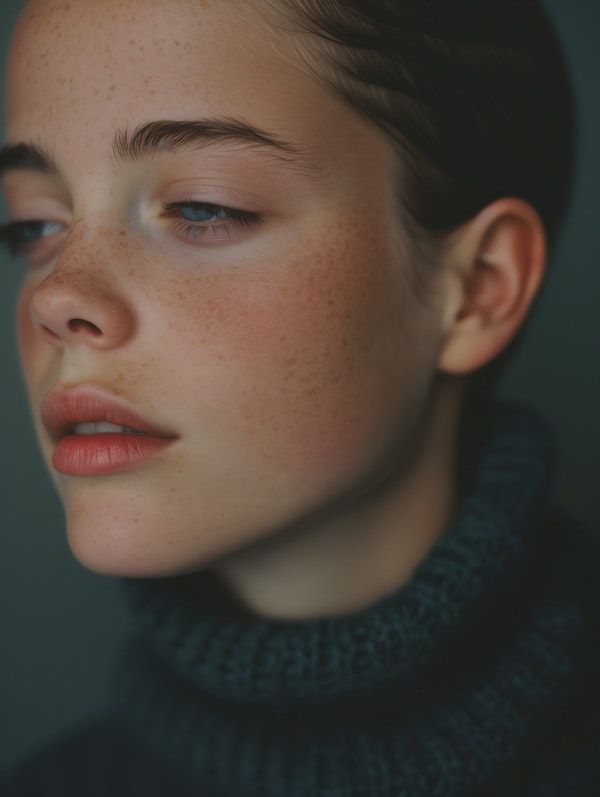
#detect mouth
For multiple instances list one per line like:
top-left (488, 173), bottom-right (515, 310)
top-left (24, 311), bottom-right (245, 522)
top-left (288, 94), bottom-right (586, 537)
top-left (42, 386), bottom-right (176, 444)
top-left (41, 386), bottom-right (178, 476)
top-left (71, 421), bottom-right (147, 436)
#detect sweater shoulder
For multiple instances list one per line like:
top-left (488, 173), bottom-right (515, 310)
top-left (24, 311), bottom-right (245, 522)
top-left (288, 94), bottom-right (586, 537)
top-left (0, 716), bottom-right (211, 797)
top-left (482, 509), bottom-right (600, 797)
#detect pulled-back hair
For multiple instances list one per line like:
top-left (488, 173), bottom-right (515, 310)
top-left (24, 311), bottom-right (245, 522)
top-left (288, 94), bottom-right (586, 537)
top-left (263, 0), bottom-right (574, 249)
top-left (258, 0), bottom-right (575, 477)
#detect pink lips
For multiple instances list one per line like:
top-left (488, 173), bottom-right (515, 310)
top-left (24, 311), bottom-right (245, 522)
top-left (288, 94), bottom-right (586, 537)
top-left (42, 387), bottom-right (177, 476)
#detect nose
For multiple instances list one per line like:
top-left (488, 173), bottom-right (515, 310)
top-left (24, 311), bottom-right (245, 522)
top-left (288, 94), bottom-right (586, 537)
top-left (28, 236), bottom-right (135, 351)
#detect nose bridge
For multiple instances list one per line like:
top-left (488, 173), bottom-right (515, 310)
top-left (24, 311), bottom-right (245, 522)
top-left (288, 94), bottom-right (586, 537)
top-left (29, 219), bottom-right (136, 348)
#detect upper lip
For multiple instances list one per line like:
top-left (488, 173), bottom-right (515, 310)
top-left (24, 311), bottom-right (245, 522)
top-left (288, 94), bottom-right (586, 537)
top-left (41, 386), bottom-right (178, 443)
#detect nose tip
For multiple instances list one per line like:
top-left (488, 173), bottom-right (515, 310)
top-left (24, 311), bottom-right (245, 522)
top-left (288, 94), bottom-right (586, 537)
top-left (29, 265), bottom-right (135, 350)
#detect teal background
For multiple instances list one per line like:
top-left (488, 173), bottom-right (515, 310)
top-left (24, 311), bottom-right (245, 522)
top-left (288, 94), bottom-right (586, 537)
top-left (0, 0), bottom-right (598, 776)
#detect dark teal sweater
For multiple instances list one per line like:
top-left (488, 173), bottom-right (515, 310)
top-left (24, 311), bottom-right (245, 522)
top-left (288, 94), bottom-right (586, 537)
top-left (3, 405), bottom-right (600, 796)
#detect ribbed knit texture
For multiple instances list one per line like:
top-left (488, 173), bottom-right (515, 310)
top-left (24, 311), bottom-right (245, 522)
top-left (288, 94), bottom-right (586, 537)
top-left (115, 404), bottom-right (600, 797)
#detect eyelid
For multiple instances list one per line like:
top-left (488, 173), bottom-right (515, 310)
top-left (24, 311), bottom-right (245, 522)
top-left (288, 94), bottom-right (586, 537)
top-left (0, 190), bottom-right (71, 245)
top-left (159, 199), bottom-right (265, 244)
top-left (160, 199), bottom-right (262, 220)
top-left (0, 219), bottom-right (66, 263)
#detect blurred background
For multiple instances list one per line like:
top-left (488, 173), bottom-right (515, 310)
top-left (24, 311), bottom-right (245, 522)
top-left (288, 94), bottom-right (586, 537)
top-left (1, 0), bottom-right (599, 777)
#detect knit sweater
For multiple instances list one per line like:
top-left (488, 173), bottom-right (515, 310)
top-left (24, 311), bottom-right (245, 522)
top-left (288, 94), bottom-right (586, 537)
top-left (2, 404), bottom-right (599, 797)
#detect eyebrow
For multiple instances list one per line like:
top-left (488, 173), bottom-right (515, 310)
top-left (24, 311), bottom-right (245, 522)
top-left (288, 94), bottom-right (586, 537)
top-left (0, 142), bottom-right (57, 177)
top-left (114, 119), bottom-right (305, 164)
top-left (0, 118), bottom-right (314, 179)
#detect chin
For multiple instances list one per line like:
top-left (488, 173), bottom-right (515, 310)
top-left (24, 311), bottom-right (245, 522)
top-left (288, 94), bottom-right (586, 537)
top-left (60, 483), bottom-right (279, 580)
top-left (62, 492), bottom-right (212, 579)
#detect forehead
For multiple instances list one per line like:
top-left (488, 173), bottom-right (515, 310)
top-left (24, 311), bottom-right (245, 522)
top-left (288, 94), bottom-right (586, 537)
top-left (14, 0), bottom-right (244, 40)
top-left (4, 0), bottom-right (397, 202)
top-left (8, 0), bottom-right (275, 115)
top-left (6, 0), bottom-right (307, 165)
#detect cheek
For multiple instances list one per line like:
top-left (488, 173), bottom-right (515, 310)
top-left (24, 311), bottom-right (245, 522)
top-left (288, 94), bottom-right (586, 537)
top-left (166, 228), bottom-right (419, 475)
top-left (16, 279), bottom-right (60, 463)
top-left (17, 280), bottom-right (43, 390)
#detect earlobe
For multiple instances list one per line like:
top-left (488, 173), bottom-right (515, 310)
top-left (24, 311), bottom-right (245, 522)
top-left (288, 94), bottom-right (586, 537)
top-left (438, 198), bottom-right (547, 374)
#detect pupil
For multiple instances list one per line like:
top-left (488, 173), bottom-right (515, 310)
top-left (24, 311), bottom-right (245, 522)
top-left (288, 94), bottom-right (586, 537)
top-left (21, 222), bottom-right (45, 242)
top-left (181, 204), bottom-right (221, 223)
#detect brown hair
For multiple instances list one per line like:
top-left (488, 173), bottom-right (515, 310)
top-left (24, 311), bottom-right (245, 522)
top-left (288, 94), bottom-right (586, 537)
top-left (258, 0), bottom-right (575, 477)
top-left (262, 0), bottom-right (574, 249)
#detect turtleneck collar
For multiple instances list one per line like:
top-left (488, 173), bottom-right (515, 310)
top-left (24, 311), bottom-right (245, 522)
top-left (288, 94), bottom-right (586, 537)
top-left (117, 404), bottom-right (596, 797)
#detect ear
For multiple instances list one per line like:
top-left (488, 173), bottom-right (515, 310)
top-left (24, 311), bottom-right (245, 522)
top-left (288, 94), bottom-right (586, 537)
top-left (437, 198), bottom-right (547, 375)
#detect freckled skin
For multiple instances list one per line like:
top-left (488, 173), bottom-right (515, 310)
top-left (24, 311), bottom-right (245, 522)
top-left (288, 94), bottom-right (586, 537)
top-left (5, 0), bottom-right (450, 587)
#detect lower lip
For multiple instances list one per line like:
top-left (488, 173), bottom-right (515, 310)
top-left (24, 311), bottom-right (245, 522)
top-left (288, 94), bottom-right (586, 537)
top-left (52, 433), bottom-right (174, 476)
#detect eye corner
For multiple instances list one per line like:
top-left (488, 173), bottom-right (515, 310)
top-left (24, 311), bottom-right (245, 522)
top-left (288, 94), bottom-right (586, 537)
top-left (0, 218), bottom-right (66, 265)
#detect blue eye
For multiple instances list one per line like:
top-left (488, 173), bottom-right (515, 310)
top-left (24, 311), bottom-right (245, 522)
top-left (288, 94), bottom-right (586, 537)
top-left (178, 203), bottom-right (230, 223)
top-left (0, 219), bottom-right (64, 257)
top-left (161, 200), bottom-right (264, 243)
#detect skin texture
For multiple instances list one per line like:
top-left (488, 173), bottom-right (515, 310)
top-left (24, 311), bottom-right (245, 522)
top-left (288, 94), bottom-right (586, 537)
top-left (3, 0), bottom-right (545, 618)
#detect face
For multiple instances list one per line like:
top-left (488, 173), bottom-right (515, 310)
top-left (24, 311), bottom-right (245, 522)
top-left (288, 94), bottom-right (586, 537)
top-left (3, 0), bottom-right (446, 576)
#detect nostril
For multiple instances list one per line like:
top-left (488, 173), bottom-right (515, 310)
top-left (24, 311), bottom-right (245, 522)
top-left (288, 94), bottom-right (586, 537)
top-left (68, 318), bottom-right (102, 335)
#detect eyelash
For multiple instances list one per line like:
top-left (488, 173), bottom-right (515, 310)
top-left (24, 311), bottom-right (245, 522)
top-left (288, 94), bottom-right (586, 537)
top-left (0, 202), bottom-right (264, 265)
top-left (0, 220), bottom-right (64, 259)
top-left (160, 201), bottom-right (264, 241)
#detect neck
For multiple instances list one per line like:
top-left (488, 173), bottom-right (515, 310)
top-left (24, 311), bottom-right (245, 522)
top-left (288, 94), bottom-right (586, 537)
top-left (120, 405), bottom-right (592, 797)
top-left (215, 376), bottom-right (464, 619)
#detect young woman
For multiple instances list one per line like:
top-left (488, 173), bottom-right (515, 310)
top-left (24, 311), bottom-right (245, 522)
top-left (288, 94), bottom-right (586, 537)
top-left (1, 0), bottom-right (598, 794)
